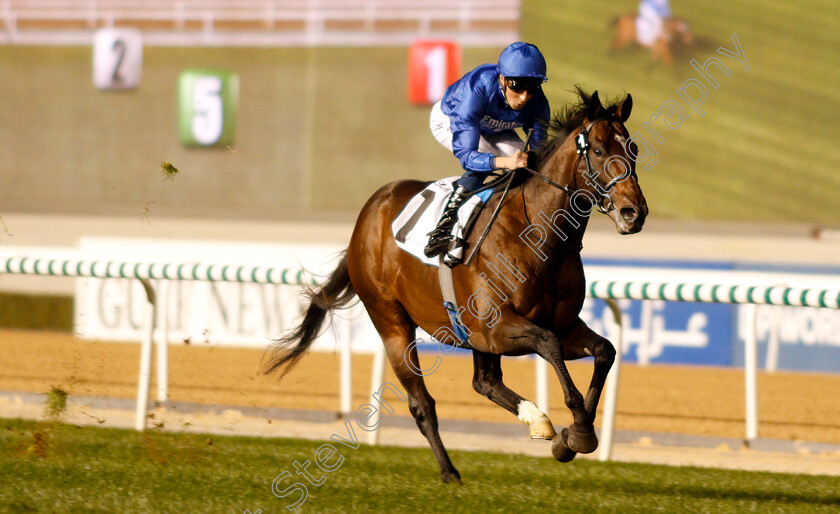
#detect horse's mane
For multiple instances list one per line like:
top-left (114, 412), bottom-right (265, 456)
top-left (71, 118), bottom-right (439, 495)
top-left (533, 86), bottom-right (628, 167)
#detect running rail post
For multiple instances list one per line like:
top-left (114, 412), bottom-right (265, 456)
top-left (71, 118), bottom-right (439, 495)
top-left (156, 280), bottom-right (170, 403)
top-left (599, 298), bottom-right (624, 461)
top-left (744, 304), bottom-right (759, 442)
top-left (535, 357), bottom-right (549, 415)
top-left (135, 279), bottom-right (157, 431)
top-left (367, 343), bottom-right (387, 445)
top-left (340, 314), bottom-right (353, 417)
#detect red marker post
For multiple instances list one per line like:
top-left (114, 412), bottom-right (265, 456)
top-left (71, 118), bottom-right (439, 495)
top-left (407, 40), bottom-right (461, 105)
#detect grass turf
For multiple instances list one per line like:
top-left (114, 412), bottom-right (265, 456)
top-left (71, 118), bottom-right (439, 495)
top-left (2, 418), bottom-right (840, 513)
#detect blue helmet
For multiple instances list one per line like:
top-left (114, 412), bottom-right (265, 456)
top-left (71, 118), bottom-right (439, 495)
top-left (497, 42), bottom-right (547, 81)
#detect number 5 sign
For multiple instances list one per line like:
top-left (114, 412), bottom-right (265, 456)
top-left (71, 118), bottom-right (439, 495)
top-left (177, 69), bottom-right (239, 147)
top-left (407, 40), bottom-right (461, 105)
top-left (93, 28), bottom-right (142, 90)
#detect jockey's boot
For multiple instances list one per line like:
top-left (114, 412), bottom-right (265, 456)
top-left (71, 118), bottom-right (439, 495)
top-left (424, 185), bottom-right (469, 258)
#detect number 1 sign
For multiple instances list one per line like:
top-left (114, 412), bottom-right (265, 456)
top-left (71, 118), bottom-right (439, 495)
top-left (407, 40), bottom-right (461, 105)
top-left (93, 28), bottom-right (142, 90)
top-left (177, 69), bottom-right (239, 147)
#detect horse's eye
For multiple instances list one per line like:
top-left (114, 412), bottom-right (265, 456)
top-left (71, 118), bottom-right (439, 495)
top-left (593, 148), bottom-right (603, 156)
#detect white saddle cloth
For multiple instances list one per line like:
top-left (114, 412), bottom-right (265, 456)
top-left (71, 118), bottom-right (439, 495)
top-left (391, 178), bottom-right (486, 267)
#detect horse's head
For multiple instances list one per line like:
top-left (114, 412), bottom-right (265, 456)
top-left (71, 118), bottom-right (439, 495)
top-left (536, 88), bottom-right (648, 235)
top-left (575, 90), bottom-right (648, 234)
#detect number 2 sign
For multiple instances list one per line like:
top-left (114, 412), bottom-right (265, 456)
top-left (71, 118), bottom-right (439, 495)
top-left (407, 40), bottom-right (461, 105)
top-left (93, 28), bottom-right (142, 90)
top-left (177, 69), bottom-right (239, 147)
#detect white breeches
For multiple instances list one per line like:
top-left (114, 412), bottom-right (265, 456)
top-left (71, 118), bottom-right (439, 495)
top-left (636, 5), bottom-right (665, 47)
top-left (429, 101), bottom-right (524, 159)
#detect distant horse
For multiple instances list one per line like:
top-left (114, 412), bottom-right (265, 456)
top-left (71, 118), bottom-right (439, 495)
top-left (265, 88), bottom-right (647, 482)
top-left (611, 14), bottom-right (695, 65)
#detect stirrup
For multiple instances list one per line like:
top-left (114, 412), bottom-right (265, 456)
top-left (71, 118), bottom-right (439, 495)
top-left (424, 231), bottom-right (452, 257)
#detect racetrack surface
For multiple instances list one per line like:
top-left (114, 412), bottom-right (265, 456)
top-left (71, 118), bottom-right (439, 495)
top-left (3, 328), bottom-right (840, 475)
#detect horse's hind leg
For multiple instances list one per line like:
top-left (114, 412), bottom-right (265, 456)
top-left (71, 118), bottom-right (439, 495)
top-left (368, 305), bottom-right (461, 483)
top-left (471, 351), bottom-right (556, 439)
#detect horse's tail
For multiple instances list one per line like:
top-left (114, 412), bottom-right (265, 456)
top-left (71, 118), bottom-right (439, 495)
top-left (262, 250), bottom-right (356, 377)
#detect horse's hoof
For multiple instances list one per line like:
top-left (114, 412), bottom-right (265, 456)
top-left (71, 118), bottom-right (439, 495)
top-left (567, 423), bottom-right (599, 454)
top-left (529, 418), bottom-right (557, 440)
top-left (551, 428), bottom-right (577, 462)
top-left (441, 469), bottom-right (461, 484)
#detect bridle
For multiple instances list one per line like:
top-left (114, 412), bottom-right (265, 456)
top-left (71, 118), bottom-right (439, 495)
top-left (521, 117), bottom-right (622, 216)
top-left (461, 118), bottom-right (629, 264)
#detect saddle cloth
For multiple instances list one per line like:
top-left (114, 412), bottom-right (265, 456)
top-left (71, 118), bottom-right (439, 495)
top-left (391, 178), bottom-right (491, 267)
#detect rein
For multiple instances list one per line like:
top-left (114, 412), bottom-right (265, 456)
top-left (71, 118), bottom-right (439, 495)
top-left (463, 118), bottom-right (619, 263)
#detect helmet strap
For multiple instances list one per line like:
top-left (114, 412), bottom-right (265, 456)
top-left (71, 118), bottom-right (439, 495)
top-left (498, 75), bottom-right (511, 108)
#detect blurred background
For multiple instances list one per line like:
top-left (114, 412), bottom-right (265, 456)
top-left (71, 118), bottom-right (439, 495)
top-left (1, 0), bottom-right (836, 222)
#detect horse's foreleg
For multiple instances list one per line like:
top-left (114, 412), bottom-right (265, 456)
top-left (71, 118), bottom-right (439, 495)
top-left (531, 327), bottom-right (602, 455)
top-left (563, 322), bottom-right (616, 424)
top-left (471, 350), bottom-right (556, 439)
top-left (490, 315), bottom-right (595, 455)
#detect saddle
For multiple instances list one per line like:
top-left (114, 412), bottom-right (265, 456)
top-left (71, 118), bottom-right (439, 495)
top-left (391, 178), bottom-right (492, 267)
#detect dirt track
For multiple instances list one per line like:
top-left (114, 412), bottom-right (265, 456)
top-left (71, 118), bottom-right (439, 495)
top-left (3, 329), bottom-right (840, 445)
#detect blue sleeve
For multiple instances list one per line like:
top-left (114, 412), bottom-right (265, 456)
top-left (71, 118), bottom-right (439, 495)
top-left (447, 86), bottom-right (497, 173)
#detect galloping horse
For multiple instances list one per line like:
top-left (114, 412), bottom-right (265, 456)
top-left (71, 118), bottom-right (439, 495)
top-left (611, 14), bottom-right (696, 65)
top-left (265, 89), bottom-right (648, 482)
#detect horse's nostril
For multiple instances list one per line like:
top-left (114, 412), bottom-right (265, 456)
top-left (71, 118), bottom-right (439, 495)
top-left (620, 207), bottom-right (637, 222)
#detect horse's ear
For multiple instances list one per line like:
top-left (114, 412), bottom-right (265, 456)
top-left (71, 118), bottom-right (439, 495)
top-left (586, 90), bottom-right (602, 120)
top-left (617, 93), bottom-right (633, 122)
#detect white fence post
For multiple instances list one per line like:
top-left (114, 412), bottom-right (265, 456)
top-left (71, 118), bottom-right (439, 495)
top-left (339, 314), bottom-right (353, 417)
top-left (744, 304), bottom-right (759, 442)
top-left (765, 306), bottom-right (780, 372)
top-left (535, 358), bottom-right (549, 415)
top-left (135, 279), bottom-right (156, 431)
top-left (599, 298), bottom-right (624, 461)
top-left (156, 280), bottom-right (170, 403)
top-left (367, 343), bottom-right (387, 445)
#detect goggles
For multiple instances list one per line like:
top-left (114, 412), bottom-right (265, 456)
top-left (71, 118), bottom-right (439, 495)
top-left (505, 77), bottom-right (542, 94)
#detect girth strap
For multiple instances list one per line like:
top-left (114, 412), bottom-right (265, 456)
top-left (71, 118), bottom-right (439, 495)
top-left (437, 256), bottom-right (474, 350)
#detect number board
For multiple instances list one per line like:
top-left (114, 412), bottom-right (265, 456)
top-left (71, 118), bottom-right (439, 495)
top-left (93, 28), bottom-right (143, 90)
top-left (407, 40), bottom-right (461, 105)
top-left (177, 69), bottom-right (240, 147)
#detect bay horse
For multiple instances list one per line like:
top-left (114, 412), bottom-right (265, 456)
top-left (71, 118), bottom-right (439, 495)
top-left (265, 88), bottom-right (647, 483)
top-left (611, 14), bottom-right (696, 65)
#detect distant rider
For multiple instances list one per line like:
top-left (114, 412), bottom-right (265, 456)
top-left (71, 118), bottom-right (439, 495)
top-left (636, 0), bottom-right (671, 47)
top-left (424, 42), bottom-right (551, 259)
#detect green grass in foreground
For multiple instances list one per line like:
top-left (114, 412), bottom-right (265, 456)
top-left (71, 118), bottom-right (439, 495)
top-left (2, 419), bottom-right (840, 513)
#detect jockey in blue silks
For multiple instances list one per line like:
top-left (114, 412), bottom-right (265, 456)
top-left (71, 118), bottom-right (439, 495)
top-left (425, 42), bottom-right (551, 260)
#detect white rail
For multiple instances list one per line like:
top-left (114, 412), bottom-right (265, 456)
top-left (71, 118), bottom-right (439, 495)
top-left (0, 0), bottom-right (520, 46)
top-left (0, 251), bottom-right (319, 430)
top-left (3, 251), bottom-right (839, 459)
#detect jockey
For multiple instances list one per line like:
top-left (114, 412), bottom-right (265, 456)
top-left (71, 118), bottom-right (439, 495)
top-left (636, 0), bottom-right (671, 47)
top-left (424, 41), bottom-right (551, 259)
